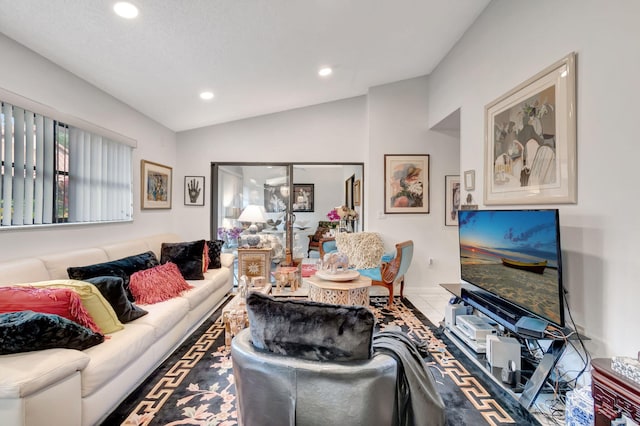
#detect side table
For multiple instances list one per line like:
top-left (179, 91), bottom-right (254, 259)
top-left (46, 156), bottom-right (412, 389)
top-left (222, 281), bottom-right (271, 350)
top-left (305, 275), bottom-right (371, 306)
top-left (592, 357), bottom-right (640, 425)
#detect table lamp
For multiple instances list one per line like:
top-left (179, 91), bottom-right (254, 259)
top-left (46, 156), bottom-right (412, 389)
top-left (238, 204), bottom-right (267, 247)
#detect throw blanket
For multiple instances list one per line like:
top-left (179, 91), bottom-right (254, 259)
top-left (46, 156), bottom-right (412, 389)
top-left (335, 232), bottom-right (384, 269)
top-left (373, 330), bottom-right (446, 426)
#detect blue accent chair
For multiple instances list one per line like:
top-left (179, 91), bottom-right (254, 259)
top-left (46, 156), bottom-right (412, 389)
top-left (320, 238), bottom-right (414, 307)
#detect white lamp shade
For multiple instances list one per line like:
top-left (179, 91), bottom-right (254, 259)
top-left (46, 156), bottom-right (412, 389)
top-left (238, 204), bottom-right (268, 224)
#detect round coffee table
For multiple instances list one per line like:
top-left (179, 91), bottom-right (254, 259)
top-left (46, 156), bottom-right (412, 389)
top-left (305, 274), bottom-right (372, 306)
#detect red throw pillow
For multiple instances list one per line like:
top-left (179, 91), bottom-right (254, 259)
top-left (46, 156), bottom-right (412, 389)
top-left (0, 286), bottom-right (102, 334)
top-left (129, 262), bottom-right (193, 304)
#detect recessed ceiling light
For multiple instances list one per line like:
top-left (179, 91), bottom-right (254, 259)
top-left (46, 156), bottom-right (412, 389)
top-left (318, 67), bottom-right (333, 77)
top-left (113, 2), bottom-right (138, 19)
top-left (199, 91), bottom-right (215, 100)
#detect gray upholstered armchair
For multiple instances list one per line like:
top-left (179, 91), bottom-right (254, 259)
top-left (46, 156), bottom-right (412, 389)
top-left (231, 293), bottom-right (445, 426)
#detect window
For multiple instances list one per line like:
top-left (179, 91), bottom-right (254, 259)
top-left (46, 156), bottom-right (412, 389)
top-left (1, 100), bottom-right (133, 227)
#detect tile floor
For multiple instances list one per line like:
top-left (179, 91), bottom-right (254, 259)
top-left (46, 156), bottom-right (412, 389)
top-left (402, 284), bottom-right (563, 425)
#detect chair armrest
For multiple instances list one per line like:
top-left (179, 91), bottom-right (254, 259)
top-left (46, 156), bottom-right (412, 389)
top-left (381, 252), bottom-right (395, 263)
top-left (319, 237), bottom-right (337, 258)
top-left (380, 255), bottom-right (401, 284)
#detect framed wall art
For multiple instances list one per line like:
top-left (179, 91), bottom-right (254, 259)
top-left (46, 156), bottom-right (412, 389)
top-left (354, 179), bottom-right (361, 206)
top-left (484, 52), bottom-right (576, 205)
top-left (264, 184), bottom-right (288, 213)
top-left (141, 160), bottom-right (172, 209)
top-left (184, 176), bottom-right (205, 206)
top-left (292, 183), bottom-right (314, 212)
top-left (384, 154), bottom-right (429, 214)
top-left (445, 175), bottom-right (461, 226)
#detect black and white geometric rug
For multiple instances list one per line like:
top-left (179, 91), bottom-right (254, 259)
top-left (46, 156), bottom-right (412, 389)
top-left (102, 296), bottom-right (540, 425)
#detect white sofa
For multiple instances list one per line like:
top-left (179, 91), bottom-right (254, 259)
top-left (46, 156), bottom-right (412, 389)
top-left (0, 233), bottom-right (234, 426)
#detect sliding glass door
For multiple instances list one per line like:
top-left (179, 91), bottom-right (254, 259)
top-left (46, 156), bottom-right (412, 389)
top-left (211, 162), bottom-right (364, 260)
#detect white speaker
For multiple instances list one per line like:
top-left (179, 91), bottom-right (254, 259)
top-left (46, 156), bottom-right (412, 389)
top-left (445, 303), bottom-right (469, 328)
top-left (486, 335), bottom-right (521, 371)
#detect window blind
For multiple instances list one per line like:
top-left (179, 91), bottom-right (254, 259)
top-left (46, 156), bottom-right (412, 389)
top-left (0, 100), bottom-right (133, 227)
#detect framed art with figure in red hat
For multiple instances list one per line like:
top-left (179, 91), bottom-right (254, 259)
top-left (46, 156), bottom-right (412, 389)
top-left (384, 154), bottom-right (430, 214)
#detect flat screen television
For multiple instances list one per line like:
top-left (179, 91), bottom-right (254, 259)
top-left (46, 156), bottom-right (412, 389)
top-left (457, 209), bottom-right (564, 331)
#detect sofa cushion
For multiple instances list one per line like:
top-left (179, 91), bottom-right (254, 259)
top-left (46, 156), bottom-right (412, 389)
top-left (80, 323), bottom-right (156, 397)
top-left (129, 297), bottom-right (190, 338)
top-left (0, 286), bottom-right (101, 334)
top-left (0, 258), bottom-right (51, 285)
top-left (67, 251), bottom-right (160, 301)
top-left (85, 276), bottom-right (148, 323)
top-left (15, 280), bottom-right (124, 334)
top-left (246, 292), bottom-right (375, 362)
top-left (206, 240), bottom-right (224, 269)
top-left (160, 240), bottom-right (206, 280)
top-left (129, 262), bottom-right (193, 304)
top-left (0, 311), bottom-right (104, 355)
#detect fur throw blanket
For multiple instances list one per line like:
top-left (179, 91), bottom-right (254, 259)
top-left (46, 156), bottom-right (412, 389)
top-left (335, 232), bottom-right (384, 269)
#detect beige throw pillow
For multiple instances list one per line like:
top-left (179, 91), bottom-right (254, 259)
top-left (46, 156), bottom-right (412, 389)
top-left (335, 232), bottom-right (385, 269)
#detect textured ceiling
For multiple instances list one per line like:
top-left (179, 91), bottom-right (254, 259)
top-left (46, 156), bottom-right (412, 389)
top-left (0, 0), bottom-right (489, 132)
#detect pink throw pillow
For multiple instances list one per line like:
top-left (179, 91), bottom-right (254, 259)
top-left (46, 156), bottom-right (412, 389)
top-left (0, 286), bottom-right (102, 334)
top-left (203, 242), bottom-right (210, 271)
top-left (129, 262), bottom-right (193, 304)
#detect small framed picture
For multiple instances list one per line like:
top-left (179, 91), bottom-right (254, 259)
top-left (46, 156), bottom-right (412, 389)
top-left (292, 183), bottom-right (314, 212)
top-left (445, 175), bottom-right (461, 226)
top-left (184, 176), bottom-right (205, 206)
top-left (141, 160), bottom-right (172, 209)
top-left (354, 179), bottom-right (361, 206)
top-left (464, 170), bottom-right (475, 191)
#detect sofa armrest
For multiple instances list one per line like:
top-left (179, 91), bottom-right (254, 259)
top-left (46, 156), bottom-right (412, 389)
top-left (220, 252), bottom-right (234, 268)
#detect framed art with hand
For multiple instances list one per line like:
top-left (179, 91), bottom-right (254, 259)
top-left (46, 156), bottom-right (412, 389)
top-left (184, 176), bottom-right (205, 206)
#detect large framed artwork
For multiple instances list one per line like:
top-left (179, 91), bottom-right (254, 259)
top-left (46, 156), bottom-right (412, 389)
top-left (484, 52), bottom-right (576, 205)
top-left (184, 176), bottom-right (205, 206)
top-left (141, 160), bottom-right (172, 209)
top-left (264, 184), bottom-right (288, 213)
top-left (292, 183), bottom-right (314, 212)
top-left (384, 154), bottom-right (429, 214)
top-left (445, 175), bottom-right (461, 226)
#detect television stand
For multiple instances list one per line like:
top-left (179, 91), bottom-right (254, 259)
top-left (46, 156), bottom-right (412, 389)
top-left (439, 283), bottom-right (575, 408)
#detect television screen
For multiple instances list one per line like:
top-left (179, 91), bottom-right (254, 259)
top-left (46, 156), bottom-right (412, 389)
top-left (458, 209), bottom-right (564, 327)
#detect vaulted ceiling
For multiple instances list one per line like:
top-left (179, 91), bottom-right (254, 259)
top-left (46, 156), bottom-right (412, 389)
top-left (0, 0), bottom-right (489, 132)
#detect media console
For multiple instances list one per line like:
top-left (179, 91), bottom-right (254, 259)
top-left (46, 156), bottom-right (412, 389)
top-left (440, 283), bottom-right (579, 408)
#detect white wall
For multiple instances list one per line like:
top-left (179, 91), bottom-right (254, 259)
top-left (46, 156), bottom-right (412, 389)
top-left (366, 76), bottom-right (461, 290)
top-left (428, 0), bottom-right (640, 358)
top-left (177, 76), bottom-right (460, 290)
top-left (0, 34), bottom-right (178, 262)
top-left (175, 96), bottom-right (368, 240)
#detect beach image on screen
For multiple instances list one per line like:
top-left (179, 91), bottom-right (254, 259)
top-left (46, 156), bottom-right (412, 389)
top-left (458, 210), bottom-right (562, 325)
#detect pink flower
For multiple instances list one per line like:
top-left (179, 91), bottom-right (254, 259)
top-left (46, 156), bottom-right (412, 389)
top-left (326, 209), bottom-right (340, 221)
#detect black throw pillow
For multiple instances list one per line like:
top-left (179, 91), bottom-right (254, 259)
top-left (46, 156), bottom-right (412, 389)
top-left (67, 251), bottom-right (160, 301)
top-left (206, 240), bottom-right (224, 269)
top-left (160, 240), bottom-right (205, 280)
top-left (0, 311), bottom-right (104, 355)
top-left (86, 276), bottom-right (148, 323)
top-left (246, 292), bottom-right (375, 362)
